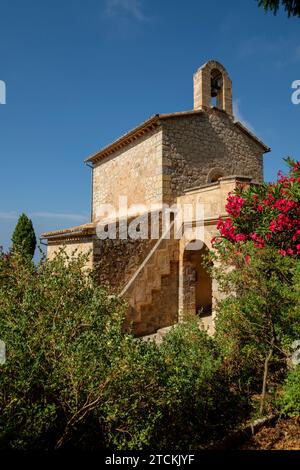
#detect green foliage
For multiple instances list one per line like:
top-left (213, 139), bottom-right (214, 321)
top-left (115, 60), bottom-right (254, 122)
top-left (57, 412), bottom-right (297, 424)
top-left (211, 241), bottom-right (300, 414)
top-left (257, 0), bottom-right (300, 18)
top-left (0, 251), bottom-right (246, 450)
top-left (11, 213), bottom-right (36, 259)
top-left (0, 250), bottom-right (127, 449)
top-left (212, 157), bottom-right (300, 414)
top-left (155, 320), bottom-right (249, 448)
top-left (278, 366), bottom-right (300, 417)
top-left (3, 172), bottom-right (299, 449)
top-left (100, 339), bottom-right (164, 450)
top-left (102, 319), bottom-right (248, 450)
top-left (214, 244), bottom-right (300, 349)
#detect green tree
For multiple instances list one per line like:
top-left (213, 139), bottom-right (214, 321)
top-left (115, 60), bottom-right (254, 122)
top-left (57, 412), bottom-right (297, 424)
top-left (212, 158), bottom-right (300, 415)
top-left (257, 0), bottom-right (300, 18)
top-left (11, 213), bottom-right (36, 259)
top-left (212, 244), bottom-right (300, 416)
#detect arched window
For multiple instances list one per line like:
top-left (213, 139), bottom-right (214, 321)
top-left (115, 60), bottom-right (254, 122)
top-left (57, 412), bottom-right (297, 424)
top-left (206, 167), bottom-right (224, 184)
top-left (211, 173), bottom-right (223, 183)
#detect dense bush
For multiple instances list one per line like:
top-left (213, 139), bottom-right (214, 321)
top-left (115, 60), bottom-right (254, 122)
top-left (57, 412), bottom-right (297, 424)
top-left (212, 243), bottom-right (300, 412)
top-left (0, 250), bottom-right (245, 450)
top-left (279, 365), bottom-right (300, 417)
top-left (154, 321), bottom-right (248, 448)
top-left (0, 249), bottom-right (127, 449)
top-left (102, 320), bottom-right (248, 450)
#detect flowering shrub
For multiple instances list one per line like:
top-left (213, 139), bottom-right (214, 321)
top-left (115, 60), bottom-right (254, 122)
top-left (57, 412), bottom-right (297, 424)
top-left (211, 158), bottom-right (300, 415)
top-left (215, 158), bottom-right (300, 256)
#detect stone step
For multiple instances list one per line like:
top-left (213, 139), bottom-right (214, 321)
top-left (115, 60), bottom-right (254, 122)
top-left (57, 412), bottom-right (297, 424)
top-left (141, 325), bottom-right (175, 345)
top-left (125, 240), bottom-right (178, 316)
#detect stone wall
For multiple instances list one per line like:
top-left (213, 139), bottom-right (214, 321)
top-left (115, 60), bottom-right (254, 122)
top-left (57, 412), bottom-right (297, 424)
top-left (92, 128), bottom-right (163, 221)
top-left (47, 238), bottom-right (94, 269)
top-left (93, 236), bottom-right (155, 294)
top-left (176, 175), bottom-right (251, 221)
top-left (134, 260), bottom-right (179, 336)
top-left (161, 109), bottom-right (264, 203)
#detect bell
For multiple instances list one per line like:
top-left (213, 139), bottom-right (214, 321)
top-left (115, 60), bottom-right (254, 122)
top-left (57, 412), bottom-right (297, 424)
top-left (211, 77), bottom-right (222, 97)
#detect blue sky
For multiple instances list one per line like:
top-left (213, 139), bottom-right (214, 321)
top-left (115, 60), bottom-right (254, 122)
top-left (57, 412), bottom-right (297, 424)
top-left (0, 0), bottom-right (299, 254)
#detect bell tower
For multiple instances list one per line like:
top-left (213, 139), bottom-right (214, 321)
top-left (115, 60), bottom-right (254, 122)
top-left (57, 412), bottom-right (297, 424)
top-left (193, 60), bottom-right (233, 118)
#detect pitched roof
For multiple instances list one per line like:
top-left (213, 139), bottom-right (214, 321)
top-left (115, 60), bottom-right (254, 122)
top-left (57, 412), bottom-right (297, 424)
top-left (41, 223), bottom-right (95, 240)
top-left (85, 108), bottom-right (270, 165)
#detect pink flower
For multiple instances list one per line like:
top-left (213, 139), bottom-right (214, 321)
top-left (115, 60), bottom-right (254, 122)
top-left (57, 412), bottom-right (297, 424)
top-left (273, 199), bottom-right (297, 213)
top-left (278, 249), bottom-right (287, 256)
top-left (250, 232), bottom-right (265, 248)
top-left (235, 233), bottom-right (247, 242)
top-left (217, 218), bottom-right (236, 241)
top-left (226, 194), bottom-right (245, 218)
top-left (270, 220), bottom-right (277, 233)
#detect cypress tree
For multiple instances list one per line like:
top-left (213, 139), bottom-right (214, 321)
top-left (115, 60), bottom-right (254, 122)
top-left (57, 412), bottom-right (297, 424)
top-left (11, 213), bottom-right (36, 259)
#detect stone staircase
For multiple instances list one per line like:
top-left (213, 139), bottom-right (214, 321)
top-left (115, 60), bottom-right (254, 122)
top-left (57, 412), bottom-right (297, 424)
top-left (141, 325), bottom-right (175, 345)
top-left (122, 238), bottom-right (179, 325)
top-left (141, 317), bottom-right (214, 346)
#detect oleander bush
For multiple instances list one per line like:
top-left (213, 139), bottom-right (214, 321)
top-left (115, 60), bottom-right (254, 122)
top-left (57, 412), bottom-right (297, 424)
top-left (214, 157), bottom-right (300, 256)
top-left (211, 158), bottom-right (300, 414)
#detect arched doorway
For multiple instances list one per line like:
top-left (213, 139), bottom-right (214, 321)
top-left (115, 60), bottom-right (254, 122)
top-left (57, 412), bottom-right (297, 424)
top-left (182, 242), bottom-right (212, 318)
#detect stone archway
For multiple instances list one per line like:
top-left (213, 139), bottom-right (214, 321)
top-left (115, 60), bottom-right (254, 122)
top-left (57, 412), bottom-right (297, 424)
top-left (181, 241), bottom-right (212, 320)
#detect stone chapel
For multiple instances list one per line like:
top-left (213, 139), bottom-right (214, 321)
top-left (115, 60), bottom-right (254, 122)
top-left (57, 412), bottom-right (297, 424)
top-left (42, 60), bottom-right (270, 336)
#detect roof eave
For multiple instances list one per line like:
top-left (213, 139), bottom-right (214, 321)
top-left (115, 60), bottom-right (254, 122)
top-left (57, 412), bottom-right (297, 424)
top-left (41, 223), bottom-right (95, 240)
top-left (85, 114), bottom-right (161, 165)
top-left (234, 121), bottom-right (270, 153)
top-left (84, 110), bottom-right (270, 166)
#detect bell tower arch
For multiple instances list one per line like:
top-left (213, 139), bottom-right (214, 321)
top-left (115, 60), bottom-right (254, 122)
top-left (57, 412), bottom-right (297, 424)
top-left (193, 60), bottom-right (233, 117)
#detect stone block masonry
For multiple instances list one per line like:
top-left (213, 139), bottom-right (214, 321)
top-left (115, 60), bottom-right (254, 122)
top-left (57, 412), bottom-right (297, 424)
top-left (42, 60), bottom-right (270, 337)
top-left (161, 109), bottom-right (264, 204)
top-left (92, 128), bottom-right (163, 221)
